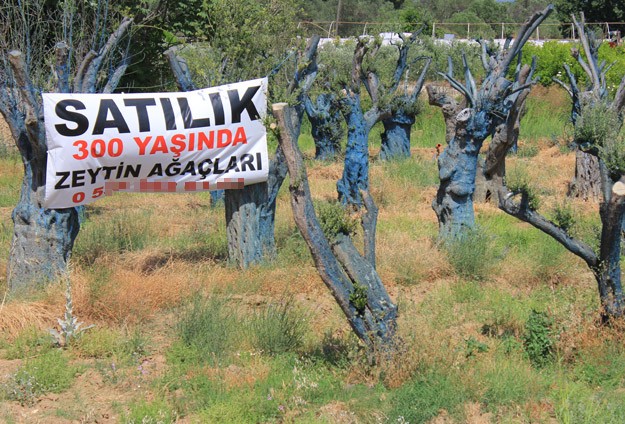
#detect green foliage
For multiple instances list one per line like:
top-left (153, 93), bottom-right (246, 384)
top-left (315, 201), bottom-right (358, 241)
top-left (124, 399), bottom-right (176, 424)
top-left (349, 282), bottom-right (368, 315)
top-left (1, 350), bottom-right (79, 405)
top-left (523, 309), bottom-right (555, 368)
top-left (506, 166), bottom-right (541, 210)
top-left (389, 370), bottom-right (469, 423)
top-left (444, 227), bottom-right (492, 281)
top-left (247, 298), bottom-right (308, 355)
top-left (463, 336), bottom-right (489, 358)
top-left (552, 201), bottom-right (576, 232)
top-left (175, 295), bottom-right (235, 365)
top-left (2, 327), bottom-right (53, 360)
top-left (520, 41), bottom-right (582, 86)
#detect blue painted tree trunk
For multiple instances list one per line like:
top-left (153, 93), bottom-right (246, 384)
top-left (431, 107), bottom-right (491, 238)
top-left (7, 141), bottom-right (80, 291)
top-left (305, 94), bottom-right (343, 161)
top-left (225, 183), bottom-right (272, 267)
top-left (336, 94), bottom-right (373, 206)
top-left (379, 110), bottom-right (414, 161)
top-left (3, 21), bottom-right (133, 290)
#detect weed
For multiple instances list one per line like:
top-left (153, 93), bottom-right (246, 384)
top-left (73, 327), bottom-right (123, 358)
top-left (2, 327), bottom-right (53, 360)
top-left (389, 369), bottom-right (469, 423)
top-left (49, 273), bottom-right (93, 347)
top-left (443, 227), bottom-right (492, 281)
top-left (124, 399), bottom-right (176, 424)
top-left (74, 210), bottom-right (154, 264)
top-left (1, 350), bottom-right (79, 405)
top-left (573, 342), bottom-right (625, 389)
top-left (463, 337), bottom-right (489, 358)
top-left (175, 295), bottom-right (236, 365)
top-left (523, 309), bottom-right (555, 368)
top-left (247, 297), bottom-right (308, 355)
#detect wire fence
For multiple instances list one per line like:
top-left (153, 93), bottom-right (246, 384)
top-left (298, 21), bottom-right (625, 41)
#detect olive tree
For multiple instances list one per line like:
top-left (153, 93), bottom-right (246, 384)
top-left (0, 0), bottom-right (134, 290)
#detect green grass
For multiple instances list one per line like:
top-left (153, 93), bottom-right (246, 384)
top-left (74, 209), bottom-right (155, 264)
top-left (1, 350), bottom-right (80, 406)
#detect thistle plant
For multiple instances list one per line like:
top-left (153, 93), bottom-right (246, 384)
top-left (49, 269), bottom-right (93, 347)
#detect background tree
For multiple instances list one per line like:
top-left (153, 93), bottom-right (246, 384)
top-left (168, 0), bottom-right (303, 268)
top-left (0, 0), bottom-right (134, 291)
top-left (553, 14), bottom-right (622, 201)
top-left (427, 6), bottom-right (553, 240)
top-left (304, 92), bottom-right (345, 161)
top-left (378, 40), bottom-right (431, 161)
top-left (555, 0), bottom-right (625, 34)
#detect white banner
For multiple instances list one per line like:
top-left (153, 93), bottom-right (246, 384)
top-left (43, 78), bottom-right (269, 208)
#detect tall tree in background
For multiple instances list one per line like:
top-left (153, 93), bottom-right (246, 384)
top-left (0, 0), bottom-right (134, 291)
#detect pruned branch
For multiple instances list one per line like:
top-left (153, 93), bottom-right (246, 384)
top-left (498, 188), bottom-right (598, 269)
top-left (409, 57), bottom-right (432, 101)
top-left (500, 5), bottom-right (553, 72)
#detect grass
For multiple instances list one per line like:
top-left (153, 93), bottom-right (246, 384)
top-left (1, 84), bottom-right (623, 422)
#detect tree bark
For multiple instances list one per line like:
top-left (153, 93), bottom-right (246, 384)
top-left (379, 110), bottom-right (414, 161)
top-left (569, 150), bottom-right (602, 201)
top-left (3, 16), bottom-right (132, 290)
top-left (336, 94), bottom-right (374, 206)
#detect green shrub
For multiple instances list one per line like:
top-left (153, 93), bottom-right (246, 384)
top-left (315, 201), bottom-right (358, 242)
top-left (506, 166), bottom-right (541, 211)
top-left (552, 201), bottom-right (576, 232)
top-left (2, 350), bottom-right (79, 405)
top-left (247, 298), bottom-right (308, 355)
top-left (523, 309), bottom-right (555, 368)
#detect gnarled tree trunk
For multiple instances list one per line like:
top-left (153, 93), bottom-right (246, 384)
top-left (274, 102), bottom-right (397, 353)
top-left (2, 16), bottom-right (133, 291)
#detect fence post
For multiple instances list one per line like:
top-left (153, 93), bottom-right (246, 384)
top-left (501, 23), bottom-right (504, 39)
top-left (432, 22), bottom-right (436, 38)
top-left (467, 22), bottom-right (470, 39)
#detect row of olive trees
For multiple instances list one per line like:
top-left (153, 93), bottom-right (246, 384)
top-left (3, 0), bottom-right (624, 355)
